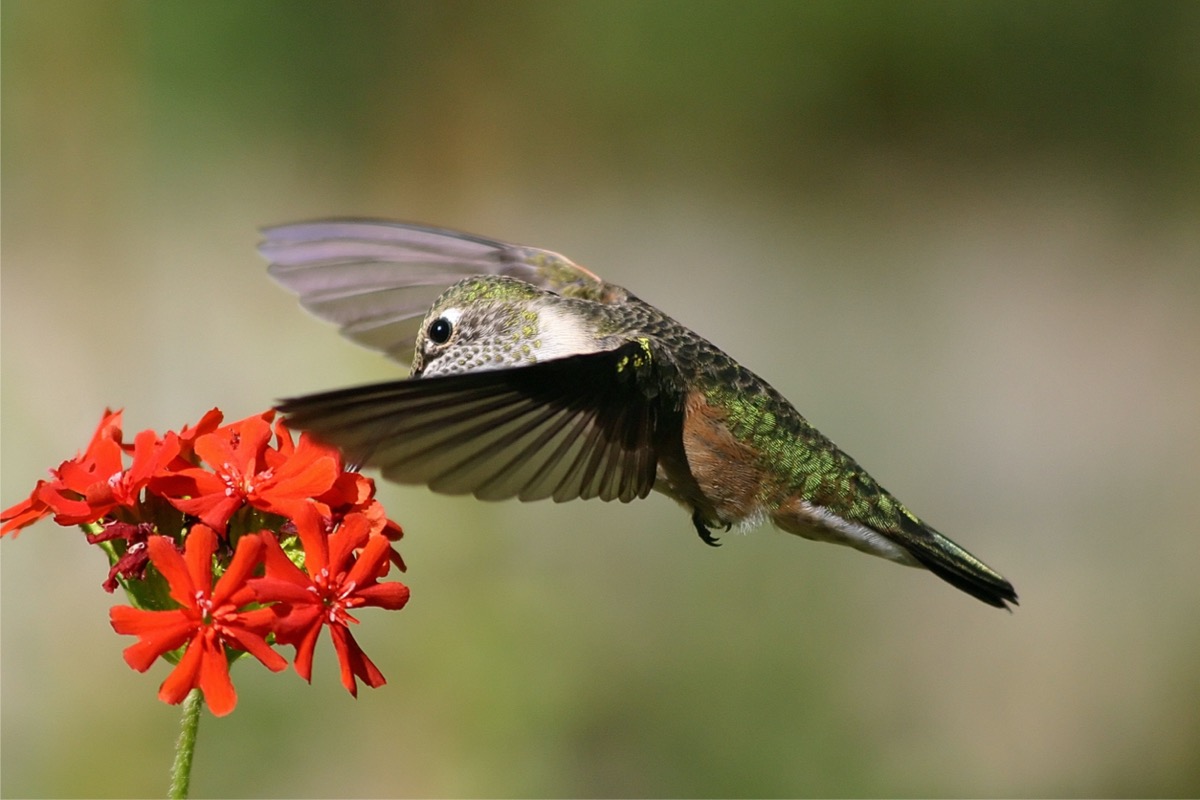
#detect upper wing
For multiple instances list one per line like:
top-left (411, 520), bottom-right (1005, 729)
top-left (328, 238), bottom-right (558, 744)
top-left (259, 219), bottom-right (626, 366)
top-left (277, 342), bottom-right (673, 503)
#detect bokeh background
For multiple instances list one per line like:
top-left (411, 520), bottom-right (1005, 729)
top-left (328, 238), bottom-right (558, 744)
top-left (3, 2), bottom-right (1198, 797)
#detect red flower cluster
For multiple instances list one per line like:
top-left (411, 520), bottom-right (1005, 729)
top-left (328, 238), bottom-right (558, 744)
top-left (2, 409), bottom-right (409, 716)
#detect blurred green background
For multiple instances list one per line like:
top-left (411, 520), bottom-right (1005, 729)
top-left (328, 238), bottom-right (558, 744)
top-left (3, 1), bottom-right (1199, 797)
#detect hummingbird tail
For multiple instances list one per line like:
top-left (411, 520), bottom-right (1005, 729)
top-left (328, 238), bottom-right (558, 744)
top-left (901, 525), bottom-right (1018, 610)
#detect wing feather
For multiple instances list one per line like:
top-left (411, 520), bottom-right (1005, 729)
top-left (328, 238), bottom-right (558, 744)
top-left (259, 219), bottom-right (623, 366)
top-left (277, 344), bottom-right (670, 504)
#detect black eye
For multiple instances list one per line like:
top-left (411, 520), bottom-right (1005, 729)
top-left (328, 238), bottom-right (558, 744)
top-left (428, 317), bottom-right (453, 345)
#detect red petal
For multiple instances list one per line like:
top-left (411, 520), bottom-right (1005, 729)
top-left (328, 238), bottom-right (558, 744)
top-left (330, 625), bottom-right (386, 697)
top-left (158, 631), bottom-right (205, 705)
top-left (122, 635), bottom-right (182, 672)
top-left (254, 460), bottom-right (340, 519)
top-left (84, 409), bottom-right (125, 455)
top-left (330, 514), bottom-right (372, 575)
top-left (110, 604), bottom-right (191, 635)
top-left (194, 416), bottom-right (272, 476)
top-left (111, 605), bottom-right (194, 653)
top-left (270, 604), bottom-right (324, 647)
top-left (183, 525), bottom-right (218, 592)
top-left (146, 536), bottom-right (198, 608)
top-left (169, 492), bottom-right (244, 535)
top-left (249, 576), bottom-right (316, 605)
top-left (291, 504), bottom-right (330, 574)
top-left (344, 532), bottom-right (392, 588)
top-left (177, 408), bottom-right (225, 457)
top-left (210, 533), bottom-right (263, 607)
top-left (271, 416), bottom-right (296, 456)
top-left (223, 625), bottom-right (288, 672)
top-left (197, 635), bottom-right (238, 717)
top-left (123, 429), bottom-right (181, 499)
top-left (319, 471), bottom-right (373, 510)
top-left (37, 481), bottom-right (100, 525)
top-left (354, 582), bottom-right (411, 611)
top-left (223, 584), bottom-right (260, 609)
top-left (60, 437), bottom-right (124, 494)
top-left (288, 612), bottom-right (325, 683)
top-left (235, 606), bottom-right (281, 637)
top-left (0, 489), bottom-right (51, 537)
top-left (257, 532), bottom-right (315, 587)
top-left (150, 467), bottom-right (209, 495)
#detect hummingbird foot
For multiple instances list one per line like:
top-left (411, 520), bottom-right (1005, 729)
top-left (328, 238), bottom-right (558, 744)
top-left (691, 510), bottom-right (727, 547)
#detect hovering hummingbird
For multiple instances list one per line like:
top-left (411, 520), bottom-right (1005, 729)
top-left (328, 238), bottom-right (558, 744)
top-left (260, 220), bottom-right (1016, 609)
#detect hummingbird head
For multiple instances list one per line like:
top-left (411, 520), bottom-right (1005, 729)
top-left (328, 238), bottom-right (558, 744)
top-left (411, 276), bottom-right (608, 377)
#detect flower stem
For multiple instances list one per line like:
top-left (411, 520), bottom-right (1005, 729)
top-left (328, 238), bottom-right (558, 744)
top-left (169, 688), bottom-right (203, 799)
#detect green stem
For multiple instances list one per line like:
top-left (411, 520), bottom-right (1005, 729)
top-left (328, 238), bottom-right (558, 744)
top-left (168, 688), bottom-right (203, 799)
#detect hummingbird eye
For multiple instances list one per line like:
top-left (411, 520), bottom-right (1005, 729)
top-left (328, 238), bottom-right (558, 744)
top-left (428, 317), bottom-right (453, 345)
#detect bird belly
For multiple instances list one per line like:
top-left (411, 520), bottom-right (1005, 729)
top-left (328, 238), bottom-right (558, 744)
top-left (656, 390), bottom-right (768, 529)
top-left (771, 497), bottom-right (918, 566)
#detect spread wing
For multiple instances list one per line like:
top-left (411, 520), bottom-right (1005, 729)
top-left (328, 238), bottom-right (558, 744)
top-left (277, 342), bottom-right (673, 503)
top-left (259, 219), bottom-right (626, 367)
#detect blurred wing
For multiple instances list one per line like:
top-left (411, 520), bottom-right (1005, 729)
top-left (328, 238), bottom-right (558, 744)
top-left (277, 343), bottom-right (668, 503)
top-left (259, 219), bottom-right (625, 366)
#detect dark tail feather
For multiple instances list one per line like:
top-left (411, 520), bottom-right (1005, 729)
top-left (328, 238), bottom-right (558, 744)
top-left (902, 524), bottom-right (1018, 610)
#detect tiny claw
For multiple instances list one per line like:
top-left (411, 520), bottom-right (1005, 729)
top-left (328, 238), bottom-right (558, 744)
top-left (692, 510), bottom-right (722, 547)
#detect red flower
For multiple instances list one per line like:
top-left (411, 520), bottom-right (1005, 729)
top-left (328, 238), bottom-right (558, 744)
top-left (110, 525), bottom-right (286, 716)
top-left (2, 409), bottom-right (125, 535)
top-left (1, 410), bottom-right (180, 536)
top-left (6, 407), bottom-right (409, 713)
top-left (87, 429), bottom-right (182, 514)
top-left (38, 408), bottom-right (128, 524)
top-left (251, 507), bottom-right (409, 696)
top-left (156, 415), bottom-right (340, 533)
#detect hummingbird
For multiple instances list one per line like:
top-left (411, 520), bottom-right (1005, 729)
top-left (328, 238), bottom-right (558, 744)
top-left (260, 220), bottom-right (1017, 609)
